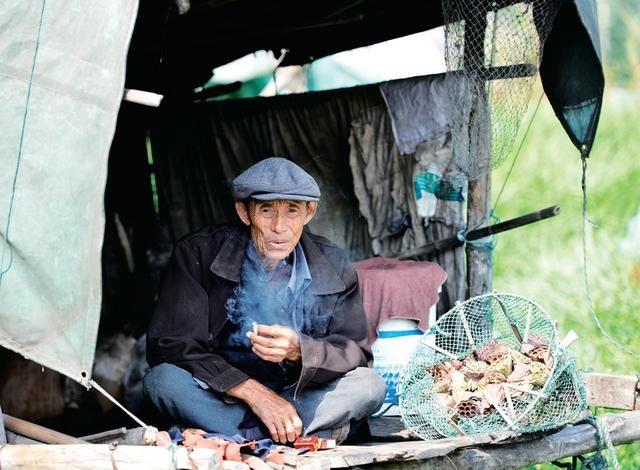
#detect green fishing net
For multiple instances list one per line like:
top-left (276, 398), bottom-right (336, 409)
top-left (441, 0), bottom-right (562, 179)
top-left (399, 292), bottom-right (588, 440)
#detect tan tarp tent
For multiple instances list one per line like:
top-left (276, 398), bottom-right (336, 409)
top-left (0, 0), bottom-right (137, 383)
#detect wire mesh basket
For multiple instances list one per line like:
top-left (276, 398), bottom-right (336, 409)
top-left (399, 292), bottom-right (587, 440)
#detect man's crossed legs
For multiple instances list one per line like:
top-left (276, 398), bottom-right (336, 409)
top-left (143, 363), bottom-right (386, 444)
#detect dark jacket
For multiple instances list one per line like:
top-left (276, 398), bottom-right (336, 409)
top-left (146, 224), bottom-right (372, 398)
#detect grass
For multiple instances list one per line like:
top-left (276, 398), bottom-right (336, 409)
top-left (490, 85), bottom-right (640, 468)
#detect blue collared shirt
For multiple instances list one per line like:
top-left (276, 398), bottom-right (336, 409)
top-left (215, 240), bottom-right (312, 390)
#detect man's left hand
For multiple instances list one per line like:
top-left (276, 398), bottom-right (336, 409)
top-left (247, 324), bottom-right (301, 363)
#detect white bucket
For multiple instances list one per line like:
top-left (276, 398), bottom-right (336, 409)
top-left (372, 318), bottom-right (425, 412)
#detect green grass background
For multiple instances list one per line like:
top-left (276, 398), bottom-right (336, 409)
top-left (490, 85), bottom-right (640, 468)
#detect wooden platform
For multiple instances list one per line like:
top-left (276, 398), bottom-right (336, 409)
top-left (1, 412), bottom-right (639, 469)
top-left (1, 373), bottom-right (639, 469)
top-left (296, 411), bottom-right (640, 469)
top-left (290, 372), bottom-right (640, 468)
top-left (0, 411), bottom-right (639, 469)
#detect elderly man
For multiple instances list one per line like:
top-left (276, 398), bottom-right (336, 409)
top-left (143, 157), bottom-right (386, 444)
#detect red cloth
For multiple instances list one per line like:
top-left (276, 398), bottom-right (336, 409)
top-left (354, 257), bottom-right (447, 343)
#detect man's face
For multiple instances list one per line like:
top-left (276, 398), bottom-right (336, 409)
top-left (235, 199), bottom-right (317, 265)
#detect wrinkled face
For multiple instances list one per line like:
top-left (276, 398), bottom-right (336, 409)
top-left (235, 199), bottom-right (317, 266)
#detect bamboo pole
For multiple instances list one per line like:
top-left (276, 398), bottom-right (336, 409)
top-left (1, 414), bottom-right (87, 445)
top-left (79, 427), bottom-right (128, 443)
top-left (122, 89), bottom-right (163, 107)
top-left (4, 430), bottom-right (42, 445)
top-left (399, 205), bottom-right (560, 260)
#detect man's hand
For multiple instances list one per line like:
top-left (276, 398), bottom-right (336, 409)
top-left (247, 324), bottom-right (301, 363)
top-left (227, 379), bottom-right (303, 443)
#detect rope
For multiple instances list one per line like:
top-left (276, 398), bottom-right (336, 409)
top-left (370, 403), bottom-right (394, 418)
top-left (0, 0), bottom-right (47, 289)
top-left (576, 415), bottom-right (619, 470)
top-left (88, 379), bottom-right (151, 429)
top-left (456, 229), bottom-right (496, 251)
top-left (596, 416), bottom-right (620, 470)
top-left (456, 211), bottom-right (501, 265)
top-left (580, 153), bottom-right (640, 360)
top-left (167, 442), bottom-right (179, 470)
top-left (485, 91), bottom-right (542, 271)
top-left (493, 91), bottom-right (545, 212)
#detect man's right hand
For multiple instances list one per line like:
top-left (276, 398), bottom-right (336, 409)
top-left (226, 379), bottom-right (303, 443)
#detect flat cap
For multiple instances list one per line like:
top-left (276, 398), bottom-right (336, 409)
top-left (232, 157), bottom-right (321, 201)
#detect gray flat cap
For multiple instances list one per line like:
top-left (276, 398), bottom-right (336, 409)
top-left (232, 157), bottom-right (321, 201)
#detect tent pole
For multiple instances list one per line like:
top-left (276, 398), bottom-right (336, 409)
top-left (463, 8), bottom-right (493, 299)
top-left (0, 404), bottom-right (7, 444)
top-left (466, 172), bottom-right (492, 298)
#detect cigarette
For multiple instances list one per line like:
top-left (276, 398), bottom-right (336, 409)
top-left (252, 322), bottom-right (258, 335)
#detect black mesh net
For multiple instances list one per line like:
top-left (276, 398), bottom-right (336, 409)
top-left (441, 0), bottom-right (563, 179)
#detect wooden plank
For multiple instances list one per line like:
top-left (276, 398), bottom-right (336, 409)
top-left (584, 373), bottom-right (638, 410)
top-left (3, 411), bottom-right (638, 470)
top-left (297, 411), bottom-right (640, 469)
top-left (0, 444), bottom-right (222, 470)
top-left (297, 430), bottom-right (506, 468)
top-left (380, 411), bottom-right (640, 469)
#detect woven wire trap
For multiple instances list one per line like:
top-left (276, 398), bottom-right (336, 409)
top-left (399, 292), bottom-right (587, 440)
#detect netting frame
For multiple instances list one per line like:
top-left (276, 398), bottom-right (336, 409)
top-left (398, 292), bottom-right (587, 440)
top-left (440, 0), bottom-right (564, 180)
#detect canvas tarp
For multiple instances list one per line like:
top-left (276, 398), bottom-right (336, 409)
top-left (541, 0), bottom-right (604, 155)
top-left (0, 0), bottom-right (137, 383)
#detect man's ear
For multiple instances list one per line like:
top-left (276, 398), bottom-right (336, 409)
top-left (304, 201), bottom-right (318, 225)
top-left (235, 201), bottom-right (251, 226)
